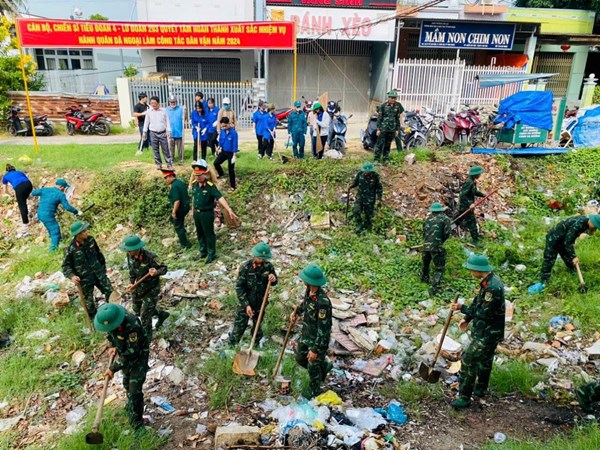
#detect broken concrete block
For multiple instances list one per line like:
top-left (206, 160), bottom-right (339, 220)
top-left (586, 340), bottom-right (600, 358)
top-left (214, 424), bottom-right (260, 449)
top-left (404, 153), bottom-right (415, 165)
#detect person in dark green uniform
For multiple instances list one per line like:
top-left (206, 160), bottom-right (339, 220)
top-left (421, 202), bottom-right (452, 295)
top-left (291, 264), bottom-right (333, 398)
top-left (162, 169), bottom-right (191, 249)
top-left (348, 162), bottom-right (383, 233)
top-left (537, 214), bottom-right (600, 286)
top-left (191, 160), bottom-right (235, 264)
top-left (62, 221), bottom-right (113, 319)
top-left (450, 254), bottom-right (505, 409)
top-left (120, 235), bottom-right (169, 338)
top-left (229, 242), bottom-right (278, 346)
top-left (457, 166), bottom-right (486, 244)
top-left (373, 90), bottom-right (404, 163)
top-left (95, 303), bottom-right (149, 430)
top-left (576, 380), bottom-right (600, 413)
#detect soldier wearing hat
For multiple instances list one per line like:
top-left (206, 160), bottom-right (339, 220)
top-left (120, 235), bottom-right (169, 337)
top-left (537, 214), bottom-right (600, 286)
top-left (31, 178), bottom-right (81, 251)
top-left (162, 169), bottom-right (191, 249)
top-left (287, 100), bottom-right (308, 159)
top-left (191, 160), bottom-right (235, 263)
top-left (291, 264), bottom-right (333, 398)
top-left (373, 90), bottom-right (404, 163)
top-left (94, 303), bottom-right (149, 430)
top-left (348, 162), bottom-right (383, 233)
top-left (62, 221), bottom-right (113, 319)
top-left (450, 254), bottom-right (505, 409)
top-left (457, 166), bottom-right (486, 244)
top-left (229, 242), bottom-right (278, 346)
top-left (421, 202), bottom-right (452, 294)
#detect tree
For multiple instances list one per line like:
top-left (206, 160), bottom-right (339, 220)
top-left (0, 1), bottom-right (23, 14)
top-left (89, 13), bottom-right (108, 21)
top-left (123, 64), bottom-right (139, 78)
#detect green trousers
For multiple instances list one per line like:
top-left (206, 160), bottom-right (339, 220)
top-left (193, 209), bottom-right (216, 259)
top-left (132, 290), bottom-right (166, 339)
top-left (170, 205), bottom-right (191, 248)
top-left (229, 304), bottom-right (264, 346)
top-left (374, 131), bottom-right (395, 163)
top-left (122, 357), bottom-right (148, 429)
top-left (458, 210), bottom-right (479, 242)
top-left (80, 274), bottom-right (113, 319)
top-left (295, 342), bottom-right (331, 398)
top-left (459, 338), bottom-right (498, 398)
top-left (352, 201), bottom-right (375, 232)
top-left (421, 249), bottom-right (446, 290)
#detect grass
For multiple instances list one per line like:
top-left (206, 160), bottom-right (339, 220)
top-left (489, 360), bottom-right (546, 397)
top-left (481, 423), bottom-right (600, 450)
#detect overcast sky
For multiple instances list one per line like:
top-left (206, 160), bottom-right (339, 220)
top-left (23, 0), bottom-right (138, 20)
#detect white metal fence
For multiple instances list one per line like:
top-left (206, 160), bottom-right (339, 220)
top-left (39, 69), bottom-right (101, 94)
top-left (392, 59), bottom-right (524, 113)
top-left (128, 79), bottom-right (255, 128)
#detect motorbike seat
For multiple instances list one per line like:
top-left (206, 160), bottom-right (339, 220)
top-left (405, 112), bottom-right (417, 119)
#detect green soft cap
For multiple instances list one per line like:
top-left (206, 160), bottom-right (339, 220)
top-left (70, 220), bottom-right (90, 237)
top-left (94, 303), bottom-right (126, 333)
top-left (119, 235), bottom-right (145, 252)
top-left (299, 264), bottom-right (327, 287)
top-left (589, 214), bottom-right (600, 229)
top-left (362, 162), bottom-right (375, 172)
top-left (387, 90), bottom-right (398, 98)
top-left (428, 202), bottom-right (446, 212)
top-left (468, 166), bottom-right (484, 176)
top-left (312, 102), bottom-right (321, 111)
top-left (252, 242), bottom-right (272, 259)
top-left (56, 178), bottom-right (70, 188)
top-left (463, 254), bottom-right (494, 272)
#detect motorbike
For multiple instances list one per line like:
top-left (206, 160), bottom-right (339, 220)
top-left (65, 105), bottom-right (112, 136)
top-left (403, 112), bottom-right (428, 150)
top-left (361, 114), bottom-right (379, 151)
top-left (436, 108), bottom-right (472, 146)
top-left (327, 100), bottom-right (340, 118)
top-left (7, 107), bottom-right (55, 136)
top-left (329, 113), bottom-right (352, 154)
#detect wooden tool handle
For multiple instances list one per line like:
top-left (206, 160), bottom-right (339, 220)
top-left (128, 272), bottom-right (152, 292)
top-left (452, 188), bottom-right (499, 224)
top-left (431, 293), bottom-right (459, 365)
top-left (248, 280), bottom-right (272, 352)
top-left (91, 354), bottom-right (116, 432)
top-left (75, 282), bottom-right (94, 332)
top-left (575, 262), bottom-right (585, 285)
top-left (272, 304), bottom-right (299, 378)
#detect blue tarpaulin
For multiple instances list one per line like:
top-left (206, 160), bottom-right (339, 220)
top-left (572, 106), bottom-right (600, 148)
top-left (494, 91), bottom-right (554, 131)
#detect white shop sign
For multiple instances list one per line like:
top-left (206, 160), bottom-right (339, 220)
top-left (267, 6), bottom-right (395, 41)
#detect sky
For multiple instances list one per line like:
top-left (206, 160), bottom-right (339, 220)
top-left (23, 0), bottom-right (138, 21)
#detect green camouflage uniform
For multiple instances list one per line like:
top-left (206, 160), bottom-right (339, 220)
top-left (295, 288), bottom-right (333, 398)
top-left (457, 177), bottom-right (485, 242)
top-left (126, 249), bottom-right (168, 338)
top-left (192, 181), bottom-right (222, 260)
top-left (374, 102), bottom-right (403, 163)
top-left (62, 236), bottom-right (112, 319)
top-left (458, 273), bottom-right (505, 399)
top-left (168, 178), bottom-right (191, 248)
top-left (349, 170), bottom-right (383, 232)
top-left (421, 212), bottom-right (452, 292)
top-left (229, 260), bottom-right (278, 346)
top-left (540, 216), bottom-right (589, 283)
top-left (576, 381), bottom-right (600, 413)
top-left (107, 313), bottom-right (149, 429)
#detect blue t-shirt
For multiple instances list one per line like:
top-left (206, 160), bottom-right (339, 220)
top-left (218, 128), bottom-right (239, 153)
top-left (206, 106), bottom-right (220, 133)
top-left (166, 105), bottom-right (184, 138)
top-left (2, 170), bottom-right (29, 189)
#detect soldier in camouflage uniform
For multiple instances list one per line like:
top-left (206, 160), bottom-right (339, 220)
top-left (291, 264), bottom-right (333, 398)
top-left (421, 202), bottom-right (452, 294)
top-left (229, 242), bottom-right (278, 346)
top-left (576, 381), bottom-right (600, 413)
top-left (450, 254), bottom-right (505, 409)
top-left (457, 166), bottom-right (486, 244)
top-left (538, 215), bottom-right (600, 285)
top-left (95, 303), bottom-right (149, 430)
top-left (162, 169), bottom-right (191, 249)
top-left (373, 91), bottom-right (404, 163)
top-left (120, 235), bottom-right (169, 338)
top-left (348, 162), bottom-right (383, 233)
top-left (62, 221), bottom-right (113, 319)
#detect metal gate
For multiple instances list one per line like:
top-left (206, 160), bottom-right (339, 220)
top-left (532, 52), bottom-right (573, 97)
top-left (392, 58), bottom-right (525, 113)
top-left (128, 78), bottom-right (254, 128)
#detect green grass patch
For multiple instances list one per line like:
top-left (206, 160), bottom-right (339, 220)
top-left (489, 360), bottom-right (546, 397)
top-left (481, 423), bottom-right (600, 450)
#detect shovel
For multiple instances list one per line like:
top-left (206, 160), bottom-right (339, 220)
top-left (344, 188), bottom-right (351, 223)
top-left (272, 304), bottom-right (299, 379)
top-left (418, 293), bottom-right (459, 383)
top-left (232, 280), bottom-right (272, 376)
top-left (451, 189), bottom-right (499, 230)
top-left (85, 353), bottom-right (115, 445)
top-left (575, 262), bottom-right (588, 293)
top-left (75, 282), bottom-right (94, 333)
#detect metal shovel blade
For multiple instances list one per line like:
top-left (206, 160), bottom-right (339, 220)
top-left (108, 290), bottom-right (122, 304)
top-left (579, 284), bottom-right (588, 294)
top-left (232, 349), bottom-right (258, 376)
top-left (85, 430), bottom-right (103, 445)
top-left (418, 361), bottom-right (441, 383)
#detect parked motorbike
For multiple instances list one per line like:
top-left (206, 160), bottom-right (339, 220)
top-left (7, 107), bottom-right (55, 136)
top-left (65, 105), bottom-right (112, 136)
top-left (361, 114), bottom-right (379, 151)
top-left (329, 113), bottom-right (352, 154)
top-left (275, 107), bottom-right (293, 128)
top-left (436, 108), bottom-right (472, 147)
top-left (403, 112), bottom-right (428, 150)
top-left (327, 100), bottom-right (340, 118)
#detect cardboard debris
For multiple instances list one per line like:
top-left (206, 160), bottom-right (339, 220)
top-left (332, 331), bottom-right (361, 353)
top-left (362, 355), bottom-right (392, 377)
top-left (310, 212), bottom-right (331, 229)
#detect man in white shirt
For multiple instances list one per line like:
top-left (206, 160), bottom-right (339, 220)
top-left (142, 96), bottom-right (172, 170)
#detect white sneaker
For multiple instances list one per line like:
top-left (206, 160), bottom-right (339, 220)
top-left (257, 155), bottom-right (263, 159)
top-left (269, 157), bottom-right (274, 160)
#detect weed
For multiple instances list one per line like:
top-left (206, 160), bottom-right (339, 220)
top-left (489, 360), bottom-right (546, 397)
top-left (481, 423), bottom-right (600, 450)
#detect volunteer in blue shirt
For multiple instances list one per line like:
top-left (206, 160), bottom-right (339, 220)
top-left (195, 91), bottom-right (209, 114)
top-left (206, 98), bottom-right (220, 158)
top-left (259, 104), bottom-right (277, 160)
top-left (191, 101), bottom-right (210, 161)
top-left (2, 164), bottom-right (33, 234)
top-left (31, 178), bottom-right (81, 251)
top-left (215, 116), bottom-right (238, 191)
top-left (166, 96), bottom-right (185, 163)
top-left (252, 101), bottom-right (266, 154)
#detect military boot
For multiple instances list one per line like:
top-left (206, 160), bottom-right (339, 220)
top-left (450, 397), bottom-right (472, 410)
top-left (156, 311), bottom-right (170, 330)
top-left (473, 387), bottom-right (487, 398)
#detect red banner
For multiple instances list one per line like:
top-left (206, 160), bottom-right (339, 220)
top-left (17, 19), bottom-right (296, 50)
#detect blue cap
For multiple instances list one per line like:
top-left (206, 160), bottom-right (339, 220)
top-left (294, 100), bottom-right (302, 107)
top-left (56, 178), bottom-right (70, 188)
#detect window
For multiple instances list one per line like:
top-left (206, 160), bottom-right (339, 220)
top-left (83, 59), bottom-right (94, 69)
top-left (58, 59), bottom-right (68, 70)
top-left (46, 59), bottom-right (56, 70)
top-left (33, 48), bottom-right (95, 71)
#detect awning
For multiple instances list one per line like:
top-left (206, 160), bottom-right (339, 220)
top-left (476, 73), bottom-right (558, 88)
top-left (538, 34), bottom-right (600, 46)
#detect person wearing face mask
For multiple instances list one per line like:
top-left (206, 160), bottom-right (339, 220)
top-left (312, 102), bottom-right (330, 160)
top-left (287, 100), bottom-right (308, 159)
top-left (217, 97), bottom-right (237, 133)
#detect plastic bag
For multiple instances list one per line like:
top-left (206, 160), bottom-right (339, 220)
top-left (315, 390), bottom-right (342, 406)
top-left (345, 407), bottom-right (386, 431)
top-left (328, 424), bottom-right (363, 446)
top-left (270, 400), bottom-right (317, 428)
top-left (374, 401), bottom-right (407, 425)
